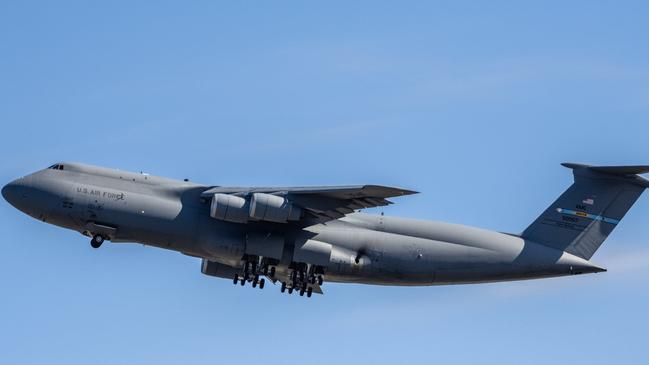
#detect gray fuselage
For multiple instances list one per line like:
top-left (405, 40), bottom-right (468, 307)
top-left (2, 163), bottom-right (604, 287)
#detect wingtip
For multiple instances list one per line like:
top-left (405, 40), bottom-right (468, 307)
top-left (391, 187), bottom-right (419, 196)
top-left (363, 185), bottom-right (419, 197)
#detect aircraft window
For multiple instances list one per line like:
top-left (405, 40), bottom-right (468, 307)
top-left (48, 164), bottom-right (65, 170)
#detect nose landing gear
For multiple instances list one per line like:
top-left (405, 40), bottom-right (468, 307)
top-left (90, 234), bottom-right (105, 248)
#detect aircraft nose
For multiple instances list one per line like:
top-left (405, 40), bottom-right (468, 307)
top-left (2, 180), bottom-right (24, 208)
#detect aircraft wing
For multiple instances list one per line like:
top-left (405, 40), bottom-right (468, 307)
top-left (201, 185), bottom-right (418, 223)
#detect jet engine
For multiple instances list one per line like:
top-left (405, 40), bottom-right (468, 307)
top-left (210, 193), bottom-right (249, 223)
top-left (249, 193), bottom-right (302, 223)
top-left (209, 193), bottom-right (302, 224)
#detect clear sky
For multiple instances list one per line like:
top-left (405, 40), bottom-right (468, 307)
top-left (1, 1), bottom-right (648, 364)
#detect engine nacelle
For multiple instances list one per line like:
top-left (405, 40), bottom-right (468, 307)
top-left (210, 193), bottom-right (249, 223)
top-left (249, 193), bottom-right (302, 223)
top-left (210, 192), bottom-right (302, 224)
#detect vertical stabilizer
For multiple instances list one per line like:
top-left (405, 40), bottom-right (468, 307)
top-left (522, 163), bottom-right (649, 259)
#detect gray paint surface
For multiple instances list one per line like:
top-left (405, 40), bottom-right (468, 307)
top-left (3, 162), bottom-right (647, 295)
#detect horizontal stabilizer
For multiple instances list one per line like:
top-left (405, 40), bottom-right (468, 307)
top-left (562, 163), bottom-right (649, 188)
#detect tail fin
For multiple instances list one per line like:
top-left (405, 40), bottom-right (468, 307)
top-left (522, 163), bottom-right (649, 259)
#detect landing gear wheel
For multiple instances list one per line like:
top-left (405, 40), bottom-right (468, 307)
top-left (240, 279), bottom-right (246, 286)
top-left (252, 279), bottom-right (258, 288)
top-left (299, 288), bottom-right (305, 296)
top-left (90, 235), bottom-right (104, 248)
top-left (281, 282), bottom-right (286, 293)
top-left (307, 287), bottom-right (313, 298)
top-left (259, 278), bottom-right (265, 289)
top-left (317, 275), bottom-right (323, 285)
top-left (288, 287), bottom-right (294, 294)
top-left (233, 274), bottom-right (239, 285)
top-left (269, 266), bottom-right (276, 278)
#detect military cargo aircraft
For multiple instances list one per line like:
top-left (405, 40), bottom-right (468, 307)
top-left (3, 162), bottom-right (647, 297)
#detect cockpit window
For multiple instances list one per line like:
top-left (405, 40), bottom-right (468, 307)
top-left (48, 164), bottom-right (65, 170)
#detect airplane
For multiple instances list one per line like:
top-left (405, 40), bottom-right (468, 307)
top-left (2, 162), bottom-right (648, 297)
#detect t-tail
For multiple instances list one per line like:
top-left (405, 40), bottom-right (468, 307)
top-left (522, 163), bottom-right (649, 259)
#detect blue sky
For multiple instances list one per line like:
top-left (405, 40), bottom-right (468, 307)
top-left (1, 1), bottom-right (649, 363)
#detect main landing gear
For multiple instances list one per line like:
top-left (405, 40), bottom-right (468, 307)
top-left (231, 259), bottom-right (269, 291)
top-left (232, 274), bottom-right (265, 290)
top-left (279, 266), bottom-right (323, 298)
top-left (232, 259), bottom-right (323, 298)
top-left (90, 234), bottom-right (105, 249)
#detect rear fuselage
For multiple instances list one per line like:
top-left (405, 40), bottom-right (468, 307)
top-left (2, 163), bottom-right (604, 286)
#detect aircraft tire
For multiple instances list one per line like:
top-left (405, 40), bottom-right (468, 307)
top-left (90, 235), bottom-right (104, 248)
